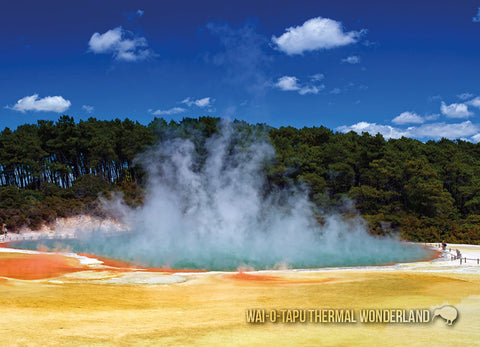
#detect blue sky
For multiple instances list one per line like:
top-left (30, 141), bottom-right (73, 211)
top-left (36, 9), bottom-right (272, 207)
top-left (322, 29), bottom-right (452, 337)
top-left (2, 0), bottom-right (480, 141)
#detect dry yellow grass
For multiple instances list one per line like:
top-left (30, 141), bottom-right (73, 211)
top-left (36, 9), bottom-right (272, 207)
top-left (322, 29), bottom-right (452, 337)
top-left (0, 251), bottom-right (479, 346)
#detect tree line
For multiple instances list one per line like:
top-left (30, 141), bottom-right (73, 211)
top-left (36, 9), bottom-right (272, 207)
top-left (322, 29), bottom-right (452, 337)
top-left (0, 115), bottom-right (154, 189)
top-left (1, 116), bottom-right (479, 244)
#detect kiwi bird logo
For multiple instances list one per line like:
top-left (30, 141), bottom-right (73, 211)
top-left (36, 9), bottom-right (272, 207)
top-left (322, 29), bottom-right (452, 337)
top-left (433, 305), bottom-right (458, 326)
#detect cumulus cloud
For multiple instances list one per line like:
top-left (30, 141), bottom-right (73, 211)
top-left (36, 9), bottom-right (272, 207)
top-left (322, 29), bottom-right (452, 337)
top-left (467, 96), bottom-right (480, 109)
top-left (151, 97), bottom-right (214, 117)
top-left (272, 17), bottom-right (365, 55)
top-left (458, 92), bottom-right (473, 100)
top-left (413, 121), bottom-right (478, 139)
top-left (473, 8), bottom-right (480, 22)
top-left (88, 26), bottom-right (154, 62)
top-left (274, 76), bottom-right (324, 95)
top-left (440, 101), bottom-right (473, 118)
top-left (341, 55), bottom-right (361, 64)
top-left (150, 107), bottom-right (185, 116)
top-left (82, 105), bottom-right (94, 113)
top-left (471, 133), bottom-right (480, 143)
top-left (8, 94), bottom-right (71, 113)
top-left (337, 122), bottom-right (408, 139)
top-left (275, 76), bottom-right (300, 91)
top-left (136, 9), bottom-right (144, 17)
top-left (181, 97), bottom-right (213, 108)
top-left (392, 111), bottom-right (424, 125)
top-left (337, 121), bottom-right (479, 141)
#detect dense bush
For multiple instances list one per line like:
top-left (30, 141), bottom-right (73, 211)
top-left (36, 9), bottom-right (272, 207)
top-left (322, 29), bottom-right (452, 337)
top-left (1, 116), bottom-right (480, 244)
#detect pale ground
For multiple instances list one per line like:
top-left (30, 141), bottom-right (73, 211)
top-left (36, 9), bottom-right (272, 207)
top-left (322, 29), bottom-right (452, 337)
top-left (0, 235), bottom-right (479, 346)
top-left (1, 215), bottom-right (125, 242)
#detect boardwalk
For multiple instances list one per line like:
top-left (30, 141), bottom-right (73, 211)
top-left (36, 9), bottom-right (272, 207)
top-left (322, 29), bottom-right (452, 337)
top-left (430, 242), bottom-right (480, 265)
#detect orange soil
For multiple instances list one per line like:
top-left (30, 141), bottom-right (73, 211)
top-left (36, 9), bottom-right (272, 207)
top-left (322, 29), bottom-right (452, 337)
top-left (0, 253), bottom-right (85, 280)
top-left (227, 272), bottom-right (282, 281)
top-left (225, 271), bottom-right (335, 284)
top-left (430, 249), bottom-right (443, 260)
top-left (420, 246), bottom-right (443, 261)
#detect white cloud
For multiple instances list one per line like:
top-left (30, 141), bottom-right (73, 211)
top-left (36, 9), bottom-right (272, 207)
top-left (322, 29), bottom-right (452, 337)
top-left (471, 133), bottom-right (480, 143)
top-left (181, 97), bottom-right (213, 108)
top-left (337, 122), bottom-right (408, 139)
top-left (330, 88), bottom-right (341, 94)
top-left (272, 17), bottom-right (365, 55)
top-left (341, 55), bottom-right (361, 64)
top-left (310, 73), bottom-right (325, 81)
top-left (88, 26), bottom-right (154, 62)
top-left (337, 121), bottom-right (479, 141)
top-left (150, 107), bottom-right (185, 116)
top-left (473, 8), bottom-right (480, 22)
top-left (9, 94), bottom-right (71, 113)
top-left (458, 92), bottom-right (473, 100)
top-left (136, 9), bottom-right (144, 18)
top-left (298, 85), bottom-right (322, 95)
top-left (274, 76), bottom-right (323, 95)
top-left (414, 121), bottom-right (478, 139)
top-left (195, 97), bottom-right (211, 107)
top-left (151, 97), bottom-right (215, 117)
top-left (275, 76), bottom-right (300, 91)
top-left (82, 105), bottom-right (94, 113)
top-left (392, 111), bottom-right (424, 125)
top-left (424, 113), bottom-right (440, 121)
top-left (467, 96), bottom-right (480, 109)
top-left (440, 101), bottom-right (473, 118)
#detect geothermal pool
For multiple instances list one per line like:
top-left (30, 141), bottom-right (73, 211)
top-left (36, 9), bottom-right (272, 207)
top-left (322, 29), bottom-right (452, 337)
top-left (9, 233), bottom-right (432, 271)
top-left (7, 122), bottom-right (433, 271)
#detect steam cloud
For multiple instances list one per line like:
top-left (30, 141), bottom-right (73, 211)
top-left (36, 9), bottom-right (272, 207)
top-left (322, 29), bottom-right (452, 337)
top-left (16, 120), bottom-right (429, 270)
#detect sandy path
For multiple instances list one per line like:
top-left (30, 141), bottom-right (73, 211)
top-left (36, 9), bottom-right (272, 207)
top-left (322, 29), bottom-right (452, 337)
top-left (0, 244), bottom-right (479, 346)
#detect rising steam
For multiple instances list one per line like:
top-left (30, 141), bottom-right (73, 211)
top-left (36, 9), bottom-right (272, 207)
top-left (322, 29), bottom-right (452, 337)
top-left (15, 120), bottom-right (429, 270)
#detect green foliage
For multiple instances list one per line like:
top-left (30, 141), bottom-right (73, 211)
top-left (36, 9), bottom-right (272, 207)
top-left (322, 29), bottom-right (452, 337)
top-left (70, 174), bottom-right (110, 198)
top-left (269, 127), bottom-right (480, 244)
top-left (2, 116), bottom-right (480, 244)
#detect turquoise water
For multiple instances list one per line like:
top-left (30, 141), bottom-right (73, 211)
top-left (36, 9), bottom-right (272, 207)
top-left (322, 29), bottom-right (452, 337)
top-left (9, 233), bottom-right (432, 271)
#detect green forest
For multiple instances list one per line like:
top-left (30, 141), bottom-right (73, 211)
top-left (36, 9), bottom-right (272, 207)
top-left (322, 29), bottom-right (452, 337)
top-left (1, 115), bottom-right (480, 244)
